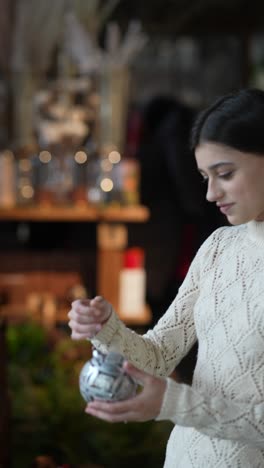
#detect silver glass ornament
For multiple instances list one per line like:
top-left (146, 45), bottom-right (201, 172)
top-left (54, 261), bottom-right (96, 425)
top-left (79, 349), bottom-right (138, 402)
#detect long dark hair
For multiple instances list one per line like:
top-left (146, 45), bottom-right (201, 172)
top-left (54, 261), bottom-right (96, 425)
top-left (191, 88), bottom-right (264, 156)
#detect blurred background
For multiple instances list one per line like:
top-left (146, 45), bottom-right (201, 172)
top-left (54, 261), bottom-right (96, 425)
top-left (1, 0), bottom-right (264, 466)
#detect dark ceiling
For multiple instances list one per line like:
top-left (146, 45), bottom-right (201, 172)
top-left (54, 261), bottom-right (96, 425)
top-left (109, 0), bottom-right (264, 36)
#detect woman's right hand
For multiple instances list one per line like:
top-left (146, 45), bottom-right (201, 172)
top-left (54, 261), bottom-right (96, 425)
top-left (68, 296), bottom-right (112, 340)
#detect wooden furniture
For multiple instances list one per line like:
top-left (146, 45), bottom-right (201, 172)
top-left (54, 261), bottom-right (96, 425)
top-left (0, 204), bottom-right (151, 325)
top-left (0, 205), bottom-right (149, 222)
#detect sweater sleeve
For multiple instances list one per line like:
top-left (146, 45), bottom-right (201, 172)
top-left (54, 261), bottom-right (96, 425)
top-left (156, 377), bottom-right (264, 448)
top-left (91, 230), bottom-right (215, 377)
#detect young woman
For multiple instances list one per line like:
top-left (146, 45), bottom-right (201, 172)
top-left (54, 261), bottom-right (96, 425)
top-left (68, 88), bottom-right (264, 467)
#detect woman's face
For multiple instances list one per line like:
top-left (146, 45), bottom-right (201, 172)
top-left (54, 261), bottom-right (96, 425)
top-left (195, 142), bottom-right (264, 225)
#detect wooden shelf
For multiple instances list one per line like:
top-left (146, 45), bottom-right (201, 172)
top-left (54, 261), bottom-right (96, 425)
top-left (0, 304), bottom-right (152, 326)
top-left (0, 204), bottom-right (152, 328)
top-left (0, 204), bottom-right (150, 223)
top-left (0, 305), bottom-right (69, 326)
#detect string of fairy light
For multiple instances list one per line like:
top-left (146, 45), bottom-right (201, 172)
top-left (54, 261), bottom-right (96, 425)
top-left (12, 147), bottom-right (122, 202)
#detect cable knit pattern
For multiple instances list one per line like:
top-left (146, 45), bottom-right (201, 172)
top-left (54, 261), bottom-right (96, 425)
top-left (92, 221), bottom-right (264, 467)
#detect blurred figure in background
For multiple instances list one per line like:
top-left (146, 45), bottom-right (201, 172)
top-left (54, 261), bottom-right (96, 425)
top-left (134, 96), bottom-right (224, 317)
top-left (129, 95), bottom-right (225, 382)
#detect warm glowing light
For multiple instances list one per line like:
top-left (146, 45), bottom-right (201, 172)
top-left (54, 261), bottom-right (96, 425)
top-left (21, 185), bottom-right (34, 199)
top-left (74, 151), bottom-right (87, 164)
top-left (100, 178), bottom-right (113, 192)
top-left (39, 151), bottom-right (52, 163)
top-left (101, 143), bottom-right (116, 157)
top-left (100, 158), bottom-right (113, 172)
top-left (108, 151), bottom-right (121, 164)
top-left (19, 158), bottom-right (32, 171)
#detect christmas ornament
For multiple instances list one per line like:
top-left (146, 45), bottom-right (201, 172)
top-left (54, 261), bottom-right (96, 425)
top-left (79, 348), bottom-right (138, 402)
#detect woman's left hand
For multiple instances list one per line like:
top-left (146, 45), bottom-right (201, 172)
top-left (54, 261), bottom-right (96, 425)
top-left (85, 361), bottom-right (167, 423)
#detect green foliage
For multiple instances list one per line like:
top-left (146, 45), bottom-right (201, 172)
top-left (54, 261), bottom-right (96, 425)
top-left (7, 322), bottom-right (173, 468)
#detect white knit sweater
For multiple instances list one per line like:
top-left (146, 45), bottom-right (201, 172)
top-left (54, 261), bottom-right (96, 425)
top-left (92, 220), bottom-right (264, 467)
